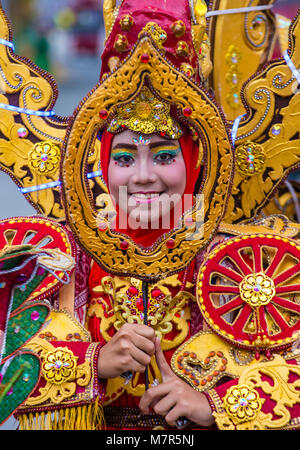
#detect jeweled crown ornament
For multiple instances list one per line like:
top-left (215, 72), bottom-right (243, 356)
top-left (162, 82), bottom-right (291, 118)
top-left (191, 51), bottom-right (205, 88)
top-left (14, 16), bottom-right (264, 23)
top-left (107, 86), bottom-right (183, 138)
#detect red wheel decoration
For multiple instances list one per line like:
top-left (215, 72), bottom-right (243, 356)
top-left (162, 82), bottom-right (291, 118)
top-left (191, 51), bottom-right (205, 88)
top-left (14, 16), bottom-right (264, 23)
top-left (197, 234), bottom-right (300, 352)
top-left (0, 216), bottom-right (76, 300)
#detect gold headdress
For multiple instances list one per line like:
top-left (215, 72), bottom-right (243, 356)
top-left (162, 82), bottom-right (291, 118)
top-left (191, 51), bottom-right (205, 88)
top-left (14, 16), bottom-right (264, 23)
top-left (107, 86), bottom-right (183, 139)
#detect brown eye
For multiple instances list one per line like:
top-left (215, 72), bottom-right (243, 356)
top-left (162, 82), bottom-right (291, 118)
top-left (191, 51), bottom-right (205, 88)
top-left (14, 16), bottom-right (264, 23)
top-left (153, 150), bottom-right (179, 163)
top-left (113, 154), bottom-right (135, 166)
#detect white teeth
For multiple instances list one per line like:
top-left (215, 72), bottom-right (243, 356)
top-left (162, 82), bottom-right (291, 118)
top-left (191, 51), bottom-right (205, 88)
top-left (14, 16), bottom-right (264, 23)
top-left (131, 193), bottom-right (160, 199)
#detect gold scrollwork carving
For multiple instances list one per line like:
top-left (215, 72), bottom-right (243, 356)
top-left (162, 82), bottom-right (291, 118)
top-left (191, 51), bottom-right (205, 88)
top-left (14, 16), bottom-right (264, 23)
top-left (208, 0), bottom-right (277, 121)
top-left (224, 13), bottom-right (300, 224)
top-left (0, 7), bottom-right (68, 220)
top-left (23, 339), bottom-right (91, 406)
top-left (213, 355), bottom-right (300, 430)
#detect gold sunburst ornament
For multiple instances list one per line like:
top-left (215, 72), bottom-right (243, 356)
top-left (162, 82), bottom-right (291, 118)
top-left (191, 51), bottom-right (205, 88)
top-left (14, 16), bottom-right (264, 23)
top-left (239, 273), bottom-right (276, 308)
top-left (235, 141), bottom-right (265, 177)
top-left (223, 384), bottom-right (262, 424)
top-left (42, 348), bottom-right (77, 385)
top-left (28, 141), bottom-right (61, 175)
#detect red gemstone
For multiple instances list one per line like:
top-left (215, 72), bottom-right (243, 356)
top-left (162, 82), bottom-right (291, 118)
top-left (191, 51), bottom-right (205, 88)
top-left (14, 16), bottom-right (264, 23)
top-left (136, 297), bottom-right (144, 311)
top-left (166, 239), bottom-right (175, 249)
top-left (151, 288), bottom-right (162, 298)
top-left (99, 109), bottom-right (108, 119)
top-left (266, 349), bottom-right (272, 360)
top-left (183, 107), bottom-right (192, 117)
top-left (141, 53), bottom-right (150, 63)
top-left (120, 240), bottom-right (129, 250)
top-left (128, 286), bottom-right (139, 296)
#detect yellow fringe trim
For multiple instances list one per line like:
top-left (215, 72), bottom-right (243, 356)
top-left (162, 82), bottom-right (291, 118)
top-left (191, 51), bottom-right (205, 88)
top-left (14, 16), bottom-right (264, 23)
top-left (18, 398), bottom-right (105, 430)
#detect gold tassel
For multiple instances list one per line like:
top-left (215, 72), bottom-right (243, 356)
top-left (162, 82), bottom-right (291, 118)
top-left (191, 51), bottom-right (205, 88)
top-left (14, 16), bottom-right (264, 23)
top-left (64, 407), bottom-right (69, 430)
top-left (46, 411), bottom-right (52, 430)
top-left (76, 404), bottom-right (82, 429)
top-left (18, 400), bottom-right (105, 430)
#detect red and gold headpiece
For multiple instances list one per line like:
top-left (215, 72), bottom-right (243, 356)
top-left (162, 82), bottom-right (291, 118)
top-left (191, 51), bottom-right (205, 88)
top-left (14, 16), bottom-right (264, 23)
top-left (101, 0), bottom-right (211, 84)
top-left (101, 0), bottom-right (212, 140)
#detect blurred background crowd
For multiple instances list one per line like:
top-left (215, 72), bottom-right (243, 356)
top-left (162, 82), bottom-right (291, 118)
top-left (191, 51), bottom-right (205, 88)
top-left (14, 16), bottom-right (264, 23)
top-left (1, 0), bottom-right (105, 116)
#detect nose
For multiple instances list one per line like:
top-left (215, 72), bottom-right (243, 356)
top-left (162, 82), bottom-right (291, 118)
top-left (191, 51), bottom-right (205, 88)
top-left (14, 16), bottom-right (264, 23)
top-left (131, 153), bottom-right (158, 185)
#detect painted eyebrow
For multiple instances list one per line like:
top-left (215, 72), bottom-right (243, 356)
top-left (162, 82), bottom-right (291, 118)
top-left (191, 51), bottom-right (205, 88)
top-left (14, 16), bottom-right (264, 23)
top-left (111, 143), bottom-right (137, 151)
top-left (149, 141), bottom-right (178, 149)
top-left (111, 142), bottom-right (179, 151)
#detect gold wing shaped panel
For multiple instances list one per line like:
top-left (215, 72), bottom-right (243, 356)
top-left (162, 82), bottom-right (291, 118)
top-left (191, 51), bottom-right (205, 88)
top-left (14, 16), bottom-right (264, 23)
top-left (0, 5), bottom-right (69, 220)
top-left (208, 0), bottom-right (277, 121)
top-left (224, 11), bottom-right (300, 224)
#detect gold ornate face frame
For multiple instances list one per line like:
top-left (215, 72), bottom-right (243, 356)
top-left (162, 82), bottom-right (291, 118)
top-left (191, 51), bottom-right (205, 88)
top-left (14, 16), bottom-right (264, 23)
top-left (61, 35), bottom-right (234, 281)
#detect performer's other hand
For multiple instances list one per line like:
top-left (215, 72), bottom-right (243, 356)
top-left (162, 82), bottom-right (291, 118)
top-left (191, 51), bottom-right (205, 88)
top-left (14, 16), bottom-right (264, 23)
top-left (139, 337), bottom-right (214, 428)
top-left (97, 323), bottom-right (156, 378)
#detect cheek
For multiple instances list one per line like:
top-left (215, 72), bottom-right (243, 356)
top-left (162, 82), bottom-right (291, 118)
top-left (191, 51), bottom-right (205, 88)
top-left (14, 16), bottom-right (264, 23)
top-left (158, 157), bottom-right (186, 194)
top-left (107, 161), bottom-right (130, 198)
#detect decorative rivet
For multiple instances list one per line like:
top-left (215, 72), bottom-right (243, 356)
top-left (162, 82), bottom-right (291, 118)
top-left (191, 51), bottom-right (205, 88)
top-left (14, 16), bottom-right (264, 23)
top-left (171, 20), bottom-right (186, 38)
top-left (98, 222), bottom-right (108, 231)
top-left (108, 56), bottom-right (121, 72)
top-left (114, 34), bottom-right (129, 53)
top-left (166, 239), bottom-right (175, 249)
top-left (119, 14), bottom-right (134, 31)
top-left (23, 373), bottom-right (30, 382)
top-left (120, 240), bottom-right (129, 250)
top-left (175, 41), bottom-right (189, 58)
top-left (271, 124), bottom-right (282, 136)
top-left (180, 63), bottom-right (195, 78)
top-left (30, 311), bottom-right (40, 321)
top-left (17, 127), bottom-right (28, 138)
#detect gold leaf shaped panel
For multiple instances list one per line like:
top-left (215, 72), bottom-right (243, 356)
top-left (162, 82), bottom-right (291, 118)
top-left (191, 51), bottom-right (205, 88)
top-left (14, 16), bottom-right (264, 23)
top-left (208, 0), bottom-right (277, 121)
top-left (0, 6), bottom-right (69, 220)
top-left (224, 11), bottom-right (300, 224)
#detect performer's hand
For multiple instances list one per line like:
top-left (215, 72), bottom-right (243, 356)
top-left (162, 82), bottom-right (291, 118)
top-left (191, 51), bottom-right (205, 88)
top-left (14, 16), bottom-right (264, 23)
top-left (97, 323), bottom-right (156, 378)
top-left (139, 337), bottom-right (214, 428)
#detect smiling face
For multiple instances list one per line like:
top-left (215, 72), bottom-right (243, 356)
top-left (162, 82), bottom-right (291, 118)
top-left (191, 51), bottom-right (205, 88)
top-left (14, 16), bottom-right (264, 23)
top-left (107, 129), bottom-right (186, 230)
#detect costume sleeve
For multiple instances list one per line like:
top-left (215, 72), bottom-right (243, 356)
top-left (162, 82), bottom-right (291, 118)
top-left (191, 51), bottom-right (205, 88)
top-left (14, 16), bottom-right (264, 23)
top-left (16, 309), bottom-right (106, 430)
top-left (204, 355), bottom-right (300, 430)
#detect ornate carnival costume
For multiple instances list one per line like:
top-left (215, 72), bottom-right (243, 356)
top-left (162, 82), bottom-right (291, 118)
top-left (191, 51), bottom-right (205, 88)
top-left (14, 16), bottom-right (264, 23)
top-left (0, 0), bottom-right (299, 430)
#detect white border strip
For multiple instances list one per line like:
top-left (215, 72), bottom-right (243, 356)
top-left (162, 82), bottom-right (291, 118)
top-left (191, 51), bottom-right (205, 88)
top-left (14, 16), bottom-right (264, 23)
top-left (231, 114), bottom-right (246, 146)
top-left (0, 38), bottom-right (15, 51)
top-left (284, 50), bottom-right (300, 85)
top-left (0, 103), bottom-right (56, 117)
top-left (206, 5), bottom-right (273, 18)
